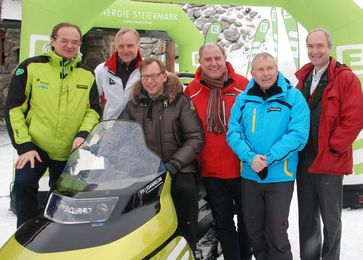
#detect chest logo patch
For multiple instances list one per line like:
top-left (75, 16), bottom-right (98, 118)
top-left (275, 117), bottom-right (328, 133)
top-left (109, 78), bottom-right (115, 85)
top-left (37, 84), bottom-right (48, 90)
top-left (15, 68), bottom-right (24, 76)
top-left (267, 107), bottom-right (281, 112)
top-left (77, 84), bottom-right (88, 89)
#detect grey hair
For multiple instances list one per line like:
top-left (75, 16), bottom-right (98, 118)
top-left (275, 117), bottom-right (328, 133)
top-left (306, 28), bottom-right (333, 49)
top-left (251, 52), bottom-right (277, 70)
top-left (114, 28), bottom-right (140, 43)
top-left (199, 43), bottom-right (226, 59)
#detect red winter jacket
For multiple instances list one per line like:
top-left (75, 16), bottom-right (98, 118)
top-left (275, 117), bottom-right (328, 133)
top-left (185, 63), bottom-right (249, 178)
top-left (296, 58), bottom-right (363, 175)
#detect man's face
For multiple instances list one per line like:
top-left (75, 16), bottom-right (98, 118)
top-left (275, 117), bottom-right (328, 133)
top-left (251, 56), bottom-right (278, 90)
top-left (199, 45), bottom-right (227, 80)
top-left (140, 61), bottom-right (167, 99)
top-left (115, 31), bottom-right (140, 65)
top-left (307, 31), bottom-right (331, 70)
top-left (51, 26), bottom-right (81, 60)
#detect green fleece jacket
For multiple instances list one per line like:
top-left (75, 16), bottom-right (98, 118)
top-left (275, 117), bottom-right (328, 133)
top-left (5, 50), bottom-right (101, 161)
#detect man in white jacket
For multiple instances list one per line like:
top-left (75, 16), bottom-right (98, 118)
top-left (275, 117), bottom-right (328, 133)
top-left (95, 28), bottom-right (142, 120)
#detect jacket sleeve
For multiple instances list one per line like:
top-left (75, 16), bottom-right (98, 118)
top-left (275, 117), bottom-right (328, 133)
top-left (226, 93), bottom-right (256, 166)
top-left (118, 101), bottom-right (133, 120)
top-left (265, 90), bottom-right (310, 165)
top-left (94, 64), bottom-right (106, 109)
top-left (329, 72), bottom-right (363, 153)
top-left (170, 94), bottom-right (205, 170)
top-left (4, 61), bottom-right (36, 155)
top-left (76, 80), bottom-right (101, 139)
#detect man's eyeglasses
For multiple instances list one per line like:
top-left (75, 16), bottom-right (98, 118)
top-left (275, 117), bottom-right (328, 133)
top-left (141, 72), bottom-right (163, 81)
top-left (55, 37), bottom-right (81, 47)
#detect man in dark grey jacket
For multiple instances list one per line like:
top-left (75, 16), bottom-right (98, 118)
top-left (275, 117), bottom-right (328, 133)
top-left (119, 57), bottom-right (204, 251)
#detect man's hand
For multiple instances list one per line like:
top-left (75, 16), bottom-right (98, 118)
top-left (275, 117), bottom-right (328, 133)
top-left (16, 150), bottom-right (42, 169)
top-left (250, 154), bottom-right (268, 173)
top-left (72, 137), bottom-right (85, 151)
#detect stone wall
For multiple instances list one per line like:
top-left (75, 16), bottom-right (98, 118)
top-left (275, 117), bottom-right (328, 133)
top-left (183, 4), bottom-right (260, 54)
top-left (0, 28), bottom-right (20, 119)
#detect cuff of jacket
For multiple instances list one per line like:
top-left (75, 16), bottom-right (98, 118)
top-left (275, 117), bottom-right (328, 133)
top-left (17, 142), bottom-right (36, 156)
top-left (246, 151), bottom-right (257, 166)
top-left (76, 131), bottom-right (89, 139)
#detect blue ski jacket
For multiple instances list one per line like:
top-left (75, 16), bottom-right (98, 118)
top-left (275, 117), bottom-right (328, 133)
top-left (227, 72), bottom-right (310, 183)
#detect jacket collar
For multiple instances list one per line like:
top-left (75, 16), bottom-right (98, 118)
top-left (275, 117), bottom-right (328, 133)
top-left (194, 62), bottom-right (236, 84)
top-left (45, 49), bottom-right (80, 69)
top-left (244, 72), bottom-right (290, 101)
top-left (131, 73), bottom-right (183, 105)
top-left (104, 50), bottom-right (143, 74)
top-left (295, 57), bottom-right (351, 91)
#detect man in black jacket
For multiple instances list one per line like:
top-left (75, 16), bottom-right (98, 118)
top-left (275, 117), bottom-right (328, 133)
top-left (119, 57), bottom-right (204, 251)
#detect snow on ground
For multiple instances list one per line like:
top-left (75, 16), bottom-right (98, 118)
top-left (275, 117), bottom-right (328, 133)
top-left (1, 127), bottom-right (363, 258)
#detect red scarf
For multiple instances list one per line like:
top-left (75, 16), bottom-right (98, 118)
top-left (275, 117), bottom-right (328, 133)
top-left (201, 69), bottom-right (228, 135)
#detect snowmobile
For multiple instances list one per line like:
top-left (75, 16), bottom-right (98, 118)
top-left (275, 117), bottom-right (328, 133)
top-left (0, 120), bottom-right (217, 259)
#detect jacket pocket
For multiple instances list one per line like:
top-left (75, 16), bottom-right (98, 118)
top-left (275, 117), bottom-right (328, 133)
top-left (284, 159), bottom-right (293, 177)
top-left (311, 147), bottom-right (342, 173)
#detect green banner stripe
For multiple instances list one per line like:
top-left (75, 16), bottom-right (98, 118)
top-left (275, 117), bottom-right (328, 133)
top-left (354, 162), bottom-right (363, 175)
top-left (353, 139), bottom-right (363, 150)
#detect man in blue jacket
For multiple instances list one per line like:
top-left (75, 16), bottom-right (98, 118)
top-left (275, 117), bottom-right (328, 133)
top-left (227, 52), bottom-right (310, 260)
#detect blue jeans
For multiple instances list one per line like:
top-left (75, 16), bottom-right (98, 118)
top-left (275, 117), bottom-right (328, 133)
top-left (204, 177), bottom-right (251, 260)
top-left (13, 146), bottom-right (66, 227)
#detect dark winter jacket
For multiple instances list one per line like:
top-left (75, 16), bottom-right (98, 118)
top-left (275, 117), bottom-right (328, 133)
top-left (296, 57), bottom-right (363, 175)
top-left (119, 74), bottom-right (204, 174)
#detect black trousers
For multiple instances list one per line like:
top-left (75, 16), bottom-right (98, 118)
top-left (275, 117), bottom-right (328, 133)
top-left (241, 178), bottom-right (294, 260)
top-left (204, 177), bottom-right (251, 260)
top-left (171, 173), bottom-right (198, 251)
top-left (297, 152), bottom-right (343, 260)
top-left (13, 146), bottom-right (66, 227)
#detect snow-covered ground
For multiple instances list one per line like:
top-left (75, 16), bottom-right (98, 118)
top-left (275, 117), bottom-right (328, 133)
top-left (1, 126), bottom-right (363, 258)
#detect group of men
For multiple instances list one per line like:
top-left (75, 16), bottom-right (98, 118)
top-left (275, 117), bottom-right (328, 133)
top-left (4, 21), bottom-right (363, 260)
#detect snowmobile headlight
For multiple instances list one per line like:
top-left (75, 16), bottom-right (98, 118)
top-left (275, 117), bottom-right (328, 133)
top-left (44, 193), bottom-right (119, 224)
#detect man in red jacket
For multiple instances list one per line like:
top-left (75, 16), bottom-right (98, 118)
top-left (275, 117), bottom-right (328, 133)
top-left (185, 43), bottom-right (251, 260)
top-left (296, 28), bottom-right (363, 260)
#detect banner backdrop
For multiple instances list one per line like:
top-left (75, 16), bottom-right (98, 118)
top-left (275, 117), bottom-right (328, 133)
top-left (20, 0), bottom-right (363, 173)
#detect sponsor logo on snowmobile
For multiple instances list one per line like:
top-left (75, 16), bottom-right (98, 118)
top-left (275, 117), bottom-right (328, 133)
top-left (139, 176), bottom-right (163, 195)
top-left (267, 107), bottom-right (281, 112)
top-left (60, 202), bottom-right (92, 215)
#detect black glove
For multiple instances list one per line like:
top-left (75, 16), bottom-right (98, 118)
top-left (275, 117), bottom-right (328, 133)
top-left (256, 167), bottom-right (268, 180)
top-left (165, 161), bottom-right (179, 178)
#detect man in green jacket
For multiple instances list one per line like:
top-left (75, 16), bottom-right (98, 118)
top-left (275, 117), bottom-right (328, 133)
top-left (5, 22), bottom-right (101, 227)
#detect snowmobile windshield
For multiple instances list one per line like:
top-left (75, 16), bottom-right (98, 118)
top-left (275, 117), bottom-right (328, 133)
top-left (44, 120), bottom-right (166, 224)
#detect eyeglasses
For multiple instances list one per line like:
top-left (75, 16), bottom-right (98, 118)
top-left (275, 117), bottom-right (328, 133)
top-left (141, 72), bottom-right (163, 81)
top-left (55, 37), bottom-right (81, 47)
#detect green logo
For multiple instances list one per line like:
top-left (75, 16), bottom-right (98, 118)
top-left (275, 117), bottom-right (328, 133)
top-left (15, 68), bottom-right (24, 76)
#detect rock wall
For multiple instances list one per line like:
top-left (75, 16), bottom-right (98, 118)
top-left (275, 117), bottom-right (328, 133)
top-left (0, 28), bottom-right (20, 119)
top-left (183, 4), bottom-right (260, 54)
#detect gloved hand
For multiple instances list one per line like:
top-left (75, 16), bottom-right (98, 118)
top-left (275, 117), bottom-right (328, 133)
top-left (165, 161), bottom-right (179, 178)
top-left (256, 167), bottom-right (268, 180)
